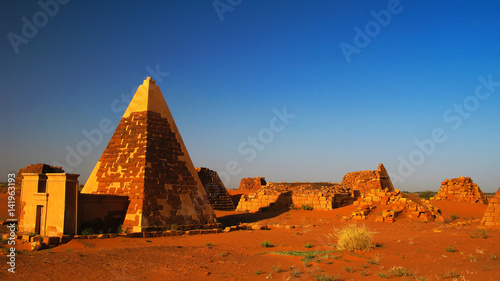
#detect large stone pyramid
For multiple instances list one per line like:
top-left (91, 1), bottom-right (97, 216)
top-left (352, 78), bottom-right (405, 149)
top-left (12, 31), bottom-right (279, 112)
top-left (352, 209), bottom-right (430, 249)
top-left (479, 187), bottom-right (500, 229)
top-left (82, 77), bottom-right (219, 232)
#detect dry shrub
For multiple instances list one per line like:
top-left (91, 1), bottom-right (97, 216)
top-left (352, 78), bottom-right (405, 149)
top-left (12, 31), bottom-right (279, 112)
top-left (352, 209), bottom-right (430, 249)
top-left (331, 223), bottom-right (373, 251)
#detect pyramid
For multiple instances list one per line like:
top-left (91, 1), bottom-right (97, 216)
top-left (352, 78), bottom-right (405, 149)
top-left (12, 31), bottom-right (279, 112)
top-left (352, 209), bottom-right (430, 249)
top-left (479, 187), bottom-right (500, 229)
top-left (82, 77), bottom-right (219, 232)
top-left (341, 164), bottom-right (394, 194)
top-left (430, 177), bottom-right (488, 204)
top-left (196, 167), bottom-right (235, 211)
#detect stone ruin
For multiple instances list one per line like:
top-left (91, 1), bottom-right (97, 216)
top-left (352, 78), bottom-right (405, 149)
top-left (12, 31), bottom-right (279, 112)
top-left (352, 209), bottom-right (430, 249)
top-left (349, 188), bottom-right (443, 223)
top-left (343, 164), bottom-right (442, 222)
top-left (15, 163), bottom-right (64, 190)
top-left (341, 163), bottom-right (394, 194)
top-left (479, 187), bottom-right (500, 229)
top-left (196, 167), bottom-right (235, 211)
top-left (430, 177), bottom-right (488, 204)
top-left (238, 177), bottom-right (266, 191)
top-left (236, 182), bottom-right (358, 212)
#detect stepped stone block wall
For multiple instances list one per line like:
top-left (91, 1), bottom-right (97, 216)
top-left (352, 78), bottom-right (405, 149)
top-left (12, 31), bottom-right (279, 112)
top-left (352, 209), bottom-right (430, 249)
top-left (236, 182), bottom-right (357, 212)
top-left (15, 163), bottom-right (64, 190)
top-left (430, 177), bottom-right (488, 204)
top-left (341, 164), bottom-right (394, 194)
top-left (350, 189), bottom-right (442, 223)
top-left (196, 167), bottom-right (235, 211)
top-left (479, 187), bottom-right (500, 229)
top-left (238, 177), bottom-right (266, 191)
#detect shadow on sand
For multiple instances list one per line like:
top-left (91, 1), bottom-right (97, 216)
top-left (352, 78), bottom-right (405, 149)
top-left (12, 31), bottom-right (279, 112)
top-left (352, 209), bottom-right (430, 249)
top-left (217, 192), bottom-right (294, 227)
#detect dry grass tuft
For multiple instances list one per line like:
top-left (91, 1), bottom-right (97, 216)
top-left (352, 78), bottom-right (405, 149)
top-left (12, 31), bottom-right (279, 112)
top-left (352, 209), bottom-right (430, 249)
top-left (330, 223), bottom-right (373, 251)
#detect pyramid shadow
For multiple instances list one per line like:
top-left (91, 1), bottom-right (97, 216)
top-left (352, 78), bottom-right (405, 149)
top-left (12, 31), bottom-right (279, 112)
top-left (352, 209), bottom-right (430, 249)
top-left (216, 208), bottom-right (290, 227)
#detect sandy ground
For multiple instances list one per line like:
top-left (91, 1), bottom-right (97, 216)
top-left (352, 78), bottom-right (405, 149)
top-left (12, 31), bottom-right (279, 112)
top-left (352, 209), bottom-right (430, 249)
top-left (1, 193), bottom-right (499, 281)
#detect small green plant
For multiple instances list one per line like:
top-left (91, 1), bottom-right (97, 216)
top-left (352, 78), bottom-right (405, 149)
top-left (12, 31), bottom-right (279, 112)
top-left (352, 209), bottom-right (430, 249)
top-left (260, 240), bottom-right (274, 248)
top-left (290, 269), bottom-right (302, 278)
top-left (272, 265), bottom-right (283, 273)
top-left (330, 223), bottom-right (373, 251)
top-left (469, 254), bottom-right (477, 262)
top-left (304, 243), bottom-right (314, 248)
top-left (359, 270), bottom-right (368, 276)
top-left (304, 262), bottom-right (312, 267)
top-left (301, 204), bottom-right (314, 211)
top-left (440, 271), bottom-right (460, 279)
top-left (170, 224), bottom-right (178, 231)
top-left (312, 274), bottom-right (341, 281)
top-left (367, 254), bottom-right (381, 265)
top-left (482, 266), bottom-right (492, 271)
top-left (343, 266), bottom-right (356, 273)
top-left (296, 232), bottom-right (302, 235)
top-left (445, 245), bottom-right (457, 253)
top-left (220, 251), bottom-right (228, 257)
top-left (469, 229), bottom-right (489, 239)
top-left (490, 254), bottom-right (497, 260)
top-left (389, 266), bottom-right (410, 277)
top-left (450, 214), bottom-right (459, 220)
top-left (255, 270), bottom-right (264, 275)
top-left (205, 242), bottom-right (214, 247)
top-left (361, 264), bottom-right (368, 269)
top-left (80, 228), bottom-right (94, 235)
top-left (377, 271), bottom-right (391, 279)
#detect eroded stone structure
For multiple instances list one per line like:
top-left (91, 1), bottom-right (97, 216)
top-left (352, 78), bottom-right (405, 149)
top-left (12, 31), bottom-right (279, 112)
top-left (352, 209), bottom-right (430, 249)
top-left (341, 164), bottom-right (394, 194)
top-left (236, 182), bottom-right (358, 212)
top-left (196, 167), bottom-right (235, 211)
top-left (431, 177), bottom-right (488, 204)
top-left (15, 163), bottom-right (64, 190)
top-left (349, 188), bottom-right (442, 223)
top-left (479, 187), bottom-right (500, 229)
top-left (81, 77), bottom-right (219, 232)
top-left (238, 177), bottom-right (266, 191)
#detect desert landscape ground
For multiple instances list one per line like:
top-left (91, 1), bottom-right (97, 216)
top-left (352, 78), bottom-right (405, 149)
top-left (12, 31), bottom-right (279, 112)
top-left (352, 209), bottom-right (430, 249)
top-left (1, 188), bottom-right (499, 281)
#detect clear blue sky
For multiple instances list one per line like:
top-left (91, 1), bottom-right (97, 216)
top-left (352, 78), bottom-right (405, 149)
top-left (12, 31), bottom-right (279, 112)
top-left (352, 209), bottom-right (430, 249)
top-left (1, 1), bottom-right (499, 192)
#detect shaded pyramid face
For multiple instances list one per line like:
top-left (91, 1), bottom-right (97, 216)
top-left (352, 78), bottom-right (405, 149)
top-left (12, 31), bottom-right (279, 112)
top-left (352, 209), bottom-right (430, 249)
top-left (82, 77), bottom-right (218, 232)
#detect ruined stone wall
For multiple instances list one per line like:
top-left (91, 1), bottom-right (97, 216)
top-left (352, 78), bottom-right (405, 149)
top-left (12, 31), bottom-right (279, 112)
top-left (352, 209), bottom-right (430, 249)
top-left (341, 164), bottom-right (394, 194)
top-left (350, 188), bottom-right (442, 222)
top-left (196, 167), bottom-right (235, 211)
top-left (235, 183), bottom-right (357, 212)
top-left (238, 177), bottom-right (266, 191)
top-left (479, 187), bottom-right (500, 229)
top-left (15, 163), bottom-right (64, 190)
top-left (431, 177), bottom-right (488, 204)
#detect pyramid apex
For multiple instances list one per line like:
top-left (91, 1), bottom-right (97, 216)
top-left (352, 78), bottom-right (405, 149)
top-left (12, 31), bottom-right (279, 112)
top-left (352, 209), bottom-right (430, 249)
top-left (123, 77), bottom-right (168, 118)
top-left (144, 77), bottom-right (156, 85)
